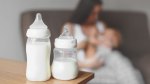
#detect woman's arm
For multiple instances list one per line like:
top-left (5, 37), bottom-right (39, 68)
top-left (77, 40), bottom-right (88, 49)
top-left (78, 58), bottom-right (104, 69)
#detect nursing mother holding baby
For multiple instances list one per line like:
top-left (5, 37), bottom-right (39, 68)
top-left (63, 0), bottom-right (144, 84)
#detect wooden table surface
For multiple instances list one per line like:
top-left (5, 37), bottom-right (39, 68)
top-left (0, 59), bottom-right (94, 84)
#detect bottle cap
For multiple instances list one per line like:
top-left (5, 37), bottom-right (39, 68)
top-left (54, 25), bottom-right (77, 48)
top-left (26, 13), bottom-right (50, 38)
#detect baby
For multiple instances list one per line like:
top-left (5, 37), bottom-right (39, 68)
top-left (77, 27), bottom-right (121, 72)
top-left (78, 28), bottom-right (144, 84)
top-left (101, 28), bottom-right (121, 49)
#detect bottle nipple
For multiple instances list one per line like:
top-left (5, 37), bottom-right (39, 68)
top-left (29, 13), bottom-right (47, 29)
top-left (54, 25), bottom-right (77, 48)
top-left (59, 25), bottom-right (73, 39)
top-left (27, 13), bottom-right (50, 38)
top-left (35, 13), bottom-right (42, 21)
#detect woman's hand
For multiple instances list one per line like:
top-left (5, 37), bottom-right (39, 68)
top-left (87, 28), bottom-right (101, 46)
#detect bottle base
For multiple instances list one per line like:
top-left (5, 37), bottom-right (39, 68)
top-left (52, 73), bottom-right (78, 80)
top-left (26, 75), bottom-right (51, 81)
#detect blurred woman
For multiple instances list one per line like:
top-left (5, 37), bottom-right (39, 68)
top-left (63, 0), bottom-right (144, 84)
top-left (66, 0), bottom-right (105, 68)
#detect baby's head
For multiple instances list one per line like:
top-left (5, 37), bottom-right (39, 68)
top-left (87, 28), bottom-right (101, 46)
top-left (86, 27), bottom-right (121, 49)
top-left (104, 28), bottom-right (121, 48)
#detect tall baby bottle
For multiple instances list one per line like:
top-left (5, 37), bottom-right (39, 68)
top-left (52, 25), bottom-right (78, 80)
top-left (26, 13), bottom-right (51, 81)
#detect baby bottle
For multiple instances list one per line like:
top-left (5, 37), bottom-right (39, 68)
top-left (52, 25), bottom-right (78, 80)
top-left (26, 13), bottom-right (51, 81)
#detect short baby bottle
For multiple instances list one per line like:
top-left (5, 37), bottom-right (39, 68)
top-left (26, 13), bottom-right (51, 81)
top-left (52, 25), bottom-right (78, 80)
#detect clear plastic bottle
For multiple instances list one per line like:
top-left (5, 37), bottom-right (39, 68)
top-left (52, 25), bottom-right (78, 80)
top-left (26, 13), bottom-right (51, 81)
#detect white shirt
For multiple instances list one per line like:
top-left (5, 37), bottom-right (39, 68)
top-left (73, 21), bottom-right (105, 44)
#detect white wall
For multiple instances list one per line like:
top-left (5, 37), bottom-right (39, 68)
top-left (0, 0), bottom-right (78, 61)
top-left (0, 0), bottom-right (149, 61)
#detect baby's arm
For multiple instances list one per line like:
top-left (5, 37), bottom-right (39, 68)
top-left (78, 58), bottom-right (104, 69)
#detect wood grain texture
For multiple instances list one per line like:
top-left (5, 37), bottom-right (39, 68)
top-left (0, 58), bottom-right (94, 84)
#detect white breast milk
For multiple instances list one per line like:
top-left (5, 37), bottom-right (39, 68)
top-left (26, 42), bottom-right (51, 81)
top-left (52, 58), bottom-right (78, 80)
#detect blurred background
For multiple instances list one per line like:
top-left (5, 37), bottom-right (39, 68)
top-left (0, 0), bottom-right (150, 84)
top-left (0, 0), bottom-right (150, 61)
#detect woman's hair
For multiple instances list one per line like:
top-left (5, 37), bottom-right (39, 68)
top-left (69, 0), bottom-right (103, 24)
